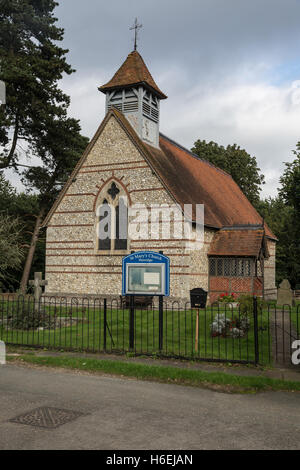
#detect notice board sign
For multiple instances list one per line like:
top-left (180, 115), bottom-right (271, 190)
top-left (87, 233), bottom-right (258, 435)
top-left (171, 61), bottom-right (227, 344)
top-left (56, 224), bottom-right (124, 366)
top-left (122, 251), bottom-right (170, 296)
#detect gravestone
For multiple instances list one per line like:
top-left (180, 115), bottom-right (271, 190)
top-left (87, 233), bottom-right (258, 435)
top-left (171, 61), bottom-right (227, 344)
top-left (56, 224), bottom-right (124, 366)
top-left (29, 272), bottom-right (48, 312)
top-left (277, 279), bottom-right (293, 306)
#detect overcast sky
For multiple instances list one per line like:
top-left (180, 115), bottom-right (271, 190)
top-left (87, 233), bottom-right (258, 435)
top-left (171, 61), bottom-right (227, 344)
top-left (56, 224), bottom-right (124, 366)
top-left (6, 0), bottom-right (300, 197)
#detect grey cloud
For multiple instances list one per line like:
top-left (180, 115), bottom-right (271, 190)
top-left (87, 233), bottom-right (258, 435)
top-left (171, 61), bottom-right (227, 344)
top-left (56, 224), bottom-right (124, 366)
top-left (10, 0), bottom-right (299, 199)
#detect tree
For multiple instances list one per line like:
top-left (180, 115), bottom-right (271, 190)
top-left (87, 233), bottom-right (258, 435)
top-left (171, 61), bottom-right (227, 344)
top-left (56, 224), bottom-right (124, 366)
top-left (0, 172), bottom-right (43, 290)
top-left (19, 116), bottom-right (89, 293)
top-left (0, 0), bottom-right (73, 169)
top-left (0, 214), bottom-right (24, 290)
top-left (256, 197), bottom-right (294, 286)
top-left (191, 140), bottom-right (265, 206)
top-left (279, 142), bottom-right (300, 216)
top-left (0, 1), bottom-right (89, 292)
top-left (277, 143), bottom-right (300, 288)
top-left (0, 172), bottom-right (16, 211)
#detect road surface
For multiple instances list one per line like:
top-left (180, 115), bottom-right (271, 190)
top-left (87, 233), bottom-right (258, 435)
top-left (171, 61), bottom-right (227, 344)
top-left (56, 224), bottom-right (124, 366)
top-left (0, 363), bottom-right (299, 450)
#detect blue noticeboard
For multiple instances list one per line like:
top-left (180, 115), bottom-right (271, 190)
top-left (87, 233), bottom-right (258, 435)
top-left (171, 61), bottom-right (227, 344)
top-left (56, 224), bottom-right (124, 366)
top-left (122, 251), bottom-right (170, 296)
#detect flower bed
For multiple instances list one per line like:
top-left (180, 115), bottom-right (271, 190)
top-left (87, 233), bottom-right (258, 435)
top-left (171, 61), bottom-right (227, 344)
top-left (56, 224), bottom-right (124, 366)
top-left (218, 292), bottom-right (238, 303)
top-left (210, 313), bottom-right (250, 338)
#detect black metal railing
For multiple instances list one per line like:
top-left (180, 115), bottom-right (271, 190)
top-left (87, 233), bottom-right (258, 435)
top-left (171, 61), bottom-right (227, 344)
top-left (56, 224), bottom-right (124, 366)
top-left (0, 294), bottom-right (299, 366)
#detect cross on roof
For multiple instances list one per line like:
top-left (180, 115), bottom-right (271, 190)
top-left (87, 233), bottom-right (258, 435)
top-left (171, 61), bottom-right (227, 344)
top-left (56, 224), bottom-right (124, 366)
top-left (130, 18), bottom-right (143, 51)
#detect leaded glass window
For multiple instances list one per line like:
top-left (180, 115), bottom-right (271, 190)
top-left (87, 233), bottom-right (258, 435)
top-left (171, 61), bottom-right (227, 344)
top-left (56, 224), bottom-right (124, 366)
top-left (209, 258), bottom-right (254, 277)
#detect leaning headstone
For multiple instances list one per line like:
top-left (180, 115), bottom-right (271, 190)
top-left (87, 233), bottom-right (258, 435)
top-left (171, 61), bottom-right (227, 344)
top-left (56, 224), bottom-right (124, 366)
top-left (277, 279), bottom-right (293, 306)
top-left (0, 340), bottom-right (5, 365)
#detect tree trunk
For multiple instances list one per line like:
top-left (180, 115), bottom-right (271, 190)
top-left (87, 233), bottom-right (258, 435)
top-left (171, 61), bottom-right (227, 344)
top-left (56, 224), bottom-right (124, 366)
top-left (19, 206), bottom-right (46, 294)
top-left (0, 116), bottom-right (19, 169)
top-left (19, 167), bottom-right (60, 294)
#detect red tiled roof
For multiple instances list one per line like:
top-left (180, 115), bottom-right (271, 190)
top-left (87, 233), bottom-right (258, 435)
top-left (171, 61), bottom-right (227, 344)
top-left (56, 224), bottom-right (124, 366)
top-left (208, 229), bottom-right (268, 257)
top-left (143, 135), bottom-right (276, 239)
top-left (99, 51), bottom-right (167, 99)
top-left (43, 108), bottom-right (277, 243)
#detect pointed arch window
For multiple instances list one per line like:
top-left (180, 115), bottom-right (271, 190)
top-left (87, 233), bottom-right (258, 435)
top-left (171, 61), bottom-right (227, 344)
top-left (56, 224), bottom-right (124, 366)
top-left (97, 182), bottom-right (128, 251)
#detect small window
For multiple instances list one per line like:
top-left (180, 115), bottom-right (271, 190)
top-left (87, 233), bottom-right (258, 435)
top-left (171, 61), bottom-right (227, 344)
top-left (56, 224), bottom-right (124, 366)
top-left (209, 258), bottom-right (253, 277)
top-left (217, 259), bottom-right (223, 276)
top-left (209, 258), bottom-right (216, 276)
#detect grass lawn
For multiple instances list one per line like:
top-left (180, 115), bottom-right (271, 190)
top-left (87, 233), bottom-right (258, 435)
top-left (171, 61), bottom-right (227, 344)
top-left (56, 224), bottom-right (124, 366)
top-left (0, 299), bottom-right (272, 365)
top-left (6, 354), bottom-right (300, 394)
top-left (290, 306), bottom-right (300, 336)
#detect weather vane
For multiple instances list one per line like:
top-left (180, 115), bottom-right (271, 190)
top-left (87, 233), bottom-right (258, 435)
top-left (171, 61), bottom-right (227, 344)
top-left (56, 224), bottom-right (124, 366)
top-left (130, 18), bottom-right (143, 51)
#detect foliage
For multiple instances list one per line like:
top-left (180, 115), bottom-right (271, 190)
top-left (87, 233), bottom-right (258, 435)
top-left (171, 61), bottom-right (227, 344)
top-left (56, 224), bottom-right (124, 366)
top-left (256, 143), bottom-right (300, 289)
top-left (279, 142), bottom-right (300, 215)
top-left (0, 173), bottom-right (43, 290)
top-left (191, 139), bottom-right (265, 205)
top-left (10, 354), bottom-right (300, 392)
top-left (18, 116), bottom-right (88, 293)
top-left (210, 313), bottom-right (250, 338)
top-left (217, 292), bottom-right (238, 303)
top-left (256, 196), bottom-right (295, 286)
top-left (0, 1), bottom-right (89, 291)
top-left (238, 294), bottom-right (266, 315)
top-left (21, 116), bottom-right (89, 206)
top-left (9, 306), bottom-right (55, 330)
top-left (0, 0), bottom-right (73, 169)
top-left (0, 214), bottom-right (25, 287)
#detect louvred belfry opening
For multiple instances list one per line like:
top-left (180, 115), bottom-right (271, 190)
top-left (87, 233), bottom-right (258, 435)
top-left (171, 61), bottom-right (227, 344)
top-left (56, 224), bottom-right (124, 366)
top-left (99, 51), bottom-right (167, 148)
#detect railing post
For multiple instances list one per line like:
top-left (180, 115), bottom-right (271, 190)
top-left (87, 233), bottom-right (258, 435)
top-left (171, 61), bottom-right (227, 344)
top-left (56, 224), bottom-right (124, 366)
top-left (159, 295), bottom-right (163, 351)
top-left (129, 295), bottom-right (135, 350)
top-left (103, 298), bottom-right (107, 351)
top-left (158, 250), bottom-right (164, 351)
top-left (253, 296), bottom-right (259, 365)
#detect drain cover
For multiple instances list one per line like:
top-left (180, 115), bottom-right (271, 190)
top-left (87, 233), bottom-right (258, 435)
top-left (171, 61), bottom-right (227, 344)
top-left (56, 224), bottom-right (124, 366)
top-left (10, 407), bottom-right (86, 429)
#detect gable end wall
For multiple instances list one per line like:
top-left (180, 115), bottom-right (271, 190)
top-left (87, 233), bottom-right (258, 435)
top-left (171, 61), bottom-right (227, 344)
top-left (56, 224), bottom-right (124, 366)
top-left (45, 115), bottom-right (211, 300)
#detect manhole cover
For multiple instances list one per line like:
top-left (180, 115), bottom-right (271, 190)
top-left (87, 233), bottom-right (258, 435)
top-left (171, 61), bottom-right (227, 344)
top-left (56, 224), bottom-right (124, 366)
top-left (9, 407), bottom-right (86, 429)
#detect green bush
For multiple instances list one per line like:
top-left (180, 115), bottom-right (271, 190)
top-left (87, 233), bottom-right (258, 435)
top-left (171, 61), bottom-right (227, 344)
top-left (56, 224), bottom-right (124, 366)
top-left (9, 306), bottom-right (56, 330)
top-left (238, 295), bottom-right (266, 315)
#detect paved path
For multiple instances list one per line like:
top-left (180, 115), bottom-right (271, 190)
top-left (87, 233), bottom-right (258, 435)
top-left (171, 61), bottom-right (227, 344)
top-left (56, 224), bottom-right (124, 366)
top-left (271, 311), bottom-right (299, 367)
top-left (0, 363), bottom-right (300, 450)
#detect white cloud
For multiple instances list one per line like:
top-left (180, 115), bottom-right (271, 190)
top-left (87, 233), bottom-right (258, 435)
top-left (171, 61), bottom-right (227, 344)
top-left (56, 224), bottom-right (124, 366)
top-left (159, 72), bottom-right (300, 198)
top-left (4, 62), bottom-right (300, 201)
top-left (60, 66), bottom-right (300, 200)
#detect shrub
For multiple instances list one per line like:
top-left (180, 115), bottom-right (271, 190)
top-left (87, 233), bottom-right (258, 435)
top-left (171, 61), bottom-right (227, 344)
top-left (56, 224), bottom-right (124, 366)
top-left (9, 305), bottom-right (56, 330)
top-left (238, 294), bottom-right (266, 315)
top-left (218, 292), bottom-right (238, 303)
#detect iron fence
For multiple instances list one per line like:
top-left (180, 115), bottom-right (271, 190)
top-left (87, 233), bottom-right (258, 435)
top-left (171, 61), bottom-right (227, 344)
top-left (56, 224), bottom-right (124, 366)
top-left (0, 294), bottom-right (299, 366)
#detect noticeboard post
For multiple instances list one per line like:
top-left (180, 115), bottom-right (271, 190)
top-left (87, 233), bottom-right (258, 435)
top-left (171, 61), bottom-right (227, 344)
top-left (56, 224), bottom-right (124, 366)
top-left (122, 251), bottom-right (170, 350)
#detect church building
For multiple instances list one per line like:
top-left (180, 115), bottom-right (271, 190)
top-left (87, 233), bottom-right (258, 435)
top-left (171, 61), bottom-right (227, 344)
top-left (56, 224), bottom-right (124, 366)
top-left (43, 50), bottom-right (277, 303)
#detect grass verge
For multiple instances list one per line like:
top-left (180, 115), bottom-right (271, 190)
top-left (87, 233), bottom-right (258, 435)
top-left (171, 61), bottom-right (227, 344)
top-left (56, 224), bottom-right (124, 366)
top-left (6, 354), bottom-right (300, 394)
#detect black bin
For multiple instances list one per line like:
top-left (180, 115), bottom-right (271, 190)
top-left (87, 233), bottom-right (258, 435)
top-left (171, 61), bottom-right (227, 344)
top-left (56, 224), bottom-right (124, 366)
top-left (190, 288), bottom-right (207, 308)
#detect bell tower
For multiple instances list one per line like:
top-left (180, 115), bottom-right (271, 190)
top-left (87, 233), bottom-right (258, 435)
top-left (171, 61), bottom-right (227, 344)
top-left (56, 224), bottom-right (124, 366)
top-left (98, 50), bottom-right (167, 148)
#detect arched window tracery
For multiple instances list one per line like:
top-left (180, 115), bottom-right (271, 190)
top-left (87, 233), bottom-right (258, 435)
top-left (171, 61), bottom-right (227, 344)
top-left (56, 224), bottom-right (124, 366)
top-left (96, 181), bottom-right (128, 251)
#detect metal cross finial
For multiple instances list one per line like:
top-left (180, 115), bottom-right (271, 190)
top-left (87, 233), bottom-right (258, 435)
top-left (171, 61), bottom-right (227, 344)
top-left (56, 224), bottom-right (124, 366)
top-left (130, 18), bottom-right (143, 51)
